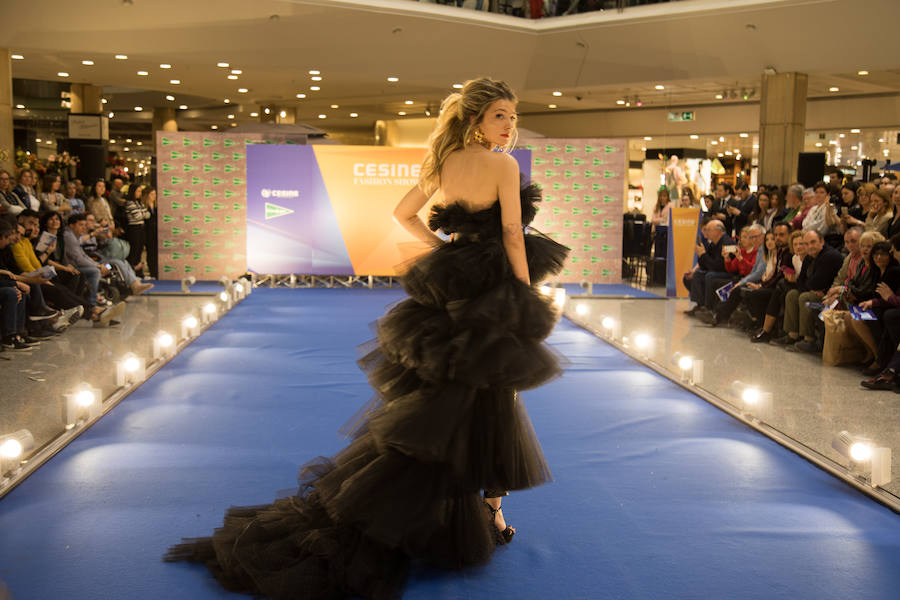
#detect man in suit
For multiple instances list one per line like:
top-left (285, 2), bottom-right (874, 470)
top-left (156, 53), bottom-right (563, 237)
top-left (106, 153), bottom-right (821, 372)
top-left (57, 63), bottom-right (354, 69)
top-left (683, 219), bottom-right (734, 316)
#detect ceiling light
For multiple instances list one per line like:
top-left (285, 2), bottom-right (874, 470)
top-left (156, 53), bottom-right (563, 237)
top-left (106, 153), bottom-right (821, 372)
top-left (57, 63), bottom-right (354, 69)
top-left (548, 104), bottom-right (557, 109)
top-left (318, 114), bottom-right (327, 119)
top-left (296, 93), bottom-right (306, 99)
top-left (879, 138), bottom-right (885, 143)
top-left (452, 83), bottom-right (463, 89)
top-left (851, 128), bottom-right (861, 133)
top-left (719, 136), bottom-right (725, 142)
top-left (739, 133), bottom-right (749, 138)
top-left (110, 139), bottom-right (117, 144)
top-left (217, 62), bottom-right (229, 68)
top-left (231, 69), bottom-right (242, 74)
top-left (82, 60), bottom-right (94, 65)
top-left (839, 133), bottom-right (846, 138)
top-left (690, 134), bottom-right (699, 140)
top-left (250, 112), bottom-right (258, 117)
top-left (15, 104), bottom-right (24, 109)
top-left (398, 111), bottom-right (406, 116)
top-left (230, 123), bottom-right (236, 127)
top-left (654, 84), bottom-right (665, 90)
top-left (350, 112), bottom-right (359, 117)
top-left (237, 88), bottom-right (248, 93)
top-left (311, 76), bottom-right (322, 81)
top-left (134, 106), bottom-right (143, 111)
top-left (330, 104), bottom-right (339, 109)
top-left (858, 70), bottom-right (869, 76)
top-left (46, 140), bottom-right (52, 145)
top-left (160, 63), bottom-right (172, 69)
top-left (264, 107), bottom-right (270, 114)
top-left (123, 147), bottom-right (130, 151)
top-left (552, 91), bottom-right (562, 96)
top-left (387, 76), bottom-right (399, 82)
top-left (829, 86), bottom-right (840, 92)
top-left (616, 100), bottom-right (625, 105)
top-left (137, 70), bottom-right (148, 76)
top-left (210, 125), bottom-right (218, 130)
top-left (169, 79), bottom-right (180, 84)
top-left (279, 110), bottom-right (286, 118)
top-left (851, 145), bottom-right (858, 150)
top-left (715, 93), bottom-right (723, 99)
top-left (35, 138), bottom-right (41, 143)
top-left (101, 98), bottom-right (107, 104)
top-left (227, 114), bottom-right (234, 119)
top-left (643, 136), bottom-right (652, 141)
top-left (165, 94), bottom-right (175, 101)
top-left (309, 70), bottom-right (320, 75)
top-left (815, 142), bottom-right (823, 147)
top-left (711, 140), bottom-right (718, 145)
top-left (58, 72), bottom-right (69, 77)
top-left (310, 86), bottom-right (320, 91)
top-left (11, 54), bottom-right (23, 60)
top-left (227, 74), bottom-right (238, 80)
top-left (718, 152), bottom-right (724, 157)
top-left (136, 141), bottom-right (142, 146)
top-left (178, 104), bottom-right (188, 110)
top-left (640, 147), bottom-right (646, 151)
top-left (126, 138), bottom-right (132, 143)
top-left (115, 54), bottom-right (128, 60)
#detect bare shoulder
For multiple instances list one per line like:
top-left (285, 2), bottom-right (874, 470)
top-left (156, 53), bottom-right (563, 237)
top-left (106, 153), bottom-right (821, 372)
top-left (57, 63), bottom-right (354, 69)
top-left (486, 151), bottom-right (519, 177)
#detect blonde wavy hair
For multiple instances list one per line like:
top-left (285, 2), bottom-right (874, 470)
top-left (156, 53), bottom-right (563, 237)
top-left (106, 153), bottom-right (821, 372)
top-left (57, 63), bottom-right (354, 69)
top-left (418, 77), bottom-right (518, 195)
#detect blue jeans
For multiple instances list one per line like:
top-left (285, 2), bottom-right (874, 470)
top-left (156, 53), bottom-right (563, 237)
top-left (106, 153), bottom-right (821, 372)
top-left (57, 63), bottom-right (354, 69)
top-left (78, 265), bottom-right (101, 306)
top-left (0, 286), bottom-right (26, 336)
top-left (687, 270), bottom-right (731, 308)
top-left (102, 256), bottom-right (138, 287)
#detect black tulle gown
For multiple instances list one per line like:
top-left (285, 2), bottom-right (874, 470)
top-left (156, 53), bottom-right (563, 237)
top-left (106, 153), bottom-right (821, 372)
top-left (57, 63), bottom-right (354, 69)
top-left (164, 182), bottom-right (570, 599)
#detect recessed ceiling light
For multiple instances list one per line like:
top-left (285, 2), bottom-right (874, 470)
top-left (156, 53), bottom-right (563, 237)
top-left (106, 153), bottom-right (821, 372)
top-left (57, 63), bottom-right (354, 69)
top-left (227, 114), bottom-right (235, 119)
top-left (108, 112), bottom-right (114, 118)
top-left (643, 136), bottom-right (652, 141)
top-left (227, 75), bottom-right (238, 80)
top-left (850, 128), bottom-right (861, 133)
top-left (851, 145), bottom-right (858, 150)
top-left (616, 100), bottom-right (625, 105)
top-left (318, 114), bottom-right (327, 119)
top-left (211, 125), bottom-right (218, 130)
top-left (387, 77), bottom-right (399, 82)
top-left (309, 70), bottom-right (320, 75)
top-left (689, 134), bottom-right (699, 140)
top-left (452, 83), bottom-right (463, 89)
top-left (839, 133), bottom-right (845, 138)
top-left (718, 152), bottom-right (724, 157)
top-left (739, 133), bottom-right (749, 138)
top-left (160, 63), bottom-right (172, 69)
top-left (640, 147), bottom-right (646, 151)
top-left (136, 141), bottom-right (142, 146)
top-left (35, 138), bottom-right (41, 143)
top-left (115, 54), bottom-right (128, 60)
top-left (752, 144), bottom-right (759, 149)
top-left (311, 76), bottom-right (322, 81)
top-left (169, 79), bottom-right (181, 84)
top-left (110, 139), bottom-right (117, 144)
top-left (237, 88), bottom-right (248, 93)
top-left (279, 110), bottom-right (287, 119)
top-left (58, 72), bottom-right (69, 77)
top-left (296, 93), bottom-right (306, 99)
top-left (350, 112), bottom-right (359, 117)
top-left (552, 91), bottom-right (562, 96)
top-left (858, 70), bottom-right (869, 76)
top-left (654, 84), bottom-right (665, 90)
top-left (231, 69), bottom-right (242, 74)
top-left (217, 62), bottom-right (229, 68)
top-left (11, 54), bottom-right (23, 60)
top-left (719, 136), bottom-right (725, 142)
top-left (134, 106), bottom-right (143, 111)
top-left (548, 104), bottom-right (557, 109)
top-left (310, 86), bottom-right (320, 91)
top-left (126, 138), bottom-right (132, 143)
top-left (82, 60), bottom-right (94, 65)
top-left (178, 104), bottom-right (188, 110)
top-left (404, 100), bottom-right (414, 105)
top-left (137, 70), bottom-right (148, 76)
top-left (815, 142), bottom-right (823, 147)
top-left (165, 95), bottom-right (175, 101)
top-left (101, 98), bottom-right (108, 104)
top-left (330, 104), bottom-right (339, 109)
top-left (398, 111), bottom-right (406, 116)
top-left (224, 98), bottom-right (231, 103)
top-left (829, 86), bottom-right (840, 92)
top-left (879, 138), bottom-right (885, 143)
top-left (15, 104), bottom-right (24, 109)
top-left (250, 112), bottom-right (258, 117)
top-left (46, 140), bottom-right (53, 145)
top-left (230, 123), bottom-right (237, 127)
top-left (123, 147), bottom-right (129, 152)
top-left (725, 151), bottom-right (733, 156)
top-left (715, 94), bottom-right (723, 99)
top-left (711, 140), bottom-right (718, 145)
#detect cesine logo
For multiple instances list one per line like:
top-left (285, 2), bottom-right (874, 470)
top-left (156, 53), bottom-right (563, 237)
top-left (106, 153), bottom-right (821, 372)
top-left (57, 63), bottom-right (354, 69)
top-left (260, 188), bottom-right (299, 198)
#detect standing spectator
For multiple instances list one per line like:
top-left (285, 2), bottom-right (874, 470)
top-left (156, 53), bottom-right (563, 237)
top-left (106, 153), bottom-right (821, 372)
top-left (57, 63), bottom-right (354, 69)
top-left (650, 188), bottom-right (672, 228)
top-left (108, 176), bottom-right (127, 227)
top-left (124, 184), bottom-right (151, 272)
top-left (0, 170), bottom-right (21, 215)
top-left (72, 178), bottom-right (86, 202)
top-left (775, 230), bottom-right (844, 353)
top-left (63, 180), bottom-right (85, 215)
top-left (864, 189), bottom-right (892, 237)
top-left (704, 182), bottom-right (732, 222)
top-left (682, 219), bottom-right (734, 316)
top-left (86, 180), bottom-right (115, 226)
top-left (679, 187), bottom-right (696, 208)
top-left (39, 173), bottom-right (71, 216)
top-left (143, 187), bottom-right (158, 279)
top-left (12, 169), bottom-right (40, 212)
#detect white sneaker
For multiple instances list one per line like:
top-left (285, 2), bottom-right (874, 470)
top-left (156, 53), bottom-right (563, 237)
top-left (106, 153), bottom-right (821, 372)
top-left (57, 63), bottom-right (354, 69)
top-left (60, 305), bottom-right (84, 326)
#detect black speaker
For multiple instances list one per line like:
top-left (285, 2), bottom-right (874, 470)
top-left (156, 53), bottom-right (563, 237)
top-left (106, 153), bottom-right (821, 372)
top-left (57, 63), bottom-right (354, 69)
top-left (71, 143), bottom-right (107, 185)
top-left (797, 152), bottom-right (825, 187)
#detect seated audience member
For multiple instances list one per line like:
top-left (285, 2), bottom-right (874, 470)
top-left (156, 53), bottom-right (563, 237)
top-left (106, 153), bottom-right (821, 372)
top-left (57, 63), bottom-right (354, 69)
top-left (837, 182), bottom-right (863, 229)
top-left (843, 182), bottom-right (874, 229)
top-left (39, 173), bottom-right (71, 216)
top-left (802, 181), bottom-right (842, 238)
top-left (86, 180), bottom-right (116, 227)
top-left (860, 235), bottom-right (900, 388)
top-left (11, 169), bottom-right (41, 212)
top-left (81, 214), bottom-right (153, 295)
top-left (773, 230), bottom-right (844, 353)
top-left (1, 214), bottom-right (58, 323)
top-left (846, 240), bottom-right (900, 374)
top-left (683, 219), bottom-right (734, 316)
top-left (64, 180), bottom-right (85, 215)
top-left (751, 230), bottom-right (810, 343)
top-left (39, 211), bottom-right (86, 297)
top-left (778, 184), bottom-right (805, 225)
top-left (823, 227), bottom-right (869, 308)
top-left (699, 224), bottom-right (768, 327)
top-left (679, 188), bottom-right (696, 208)
top-left (0, 169), bottom-right (24, 216)
top-left (0, 219), bottom-right (33, 349)
top-left (789, 188), bottom-right (816, 231)
top-left (885, 186), bottom-right (900, 240)
top-left (738, 223), bottom-right (793, 331)
top-left (747, 190), bottom-right (783, 231)
top-left (63, 213), bottom-right (123, 325)
top-left (865, 189), bottom-right (892, 237)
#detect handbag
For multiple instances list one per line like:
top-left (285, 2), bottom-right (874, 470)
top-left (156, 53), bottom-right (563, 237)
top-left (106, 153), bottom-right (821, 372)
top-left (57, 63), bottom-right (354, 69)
top-left (821, 309), bottom-right (867, 366)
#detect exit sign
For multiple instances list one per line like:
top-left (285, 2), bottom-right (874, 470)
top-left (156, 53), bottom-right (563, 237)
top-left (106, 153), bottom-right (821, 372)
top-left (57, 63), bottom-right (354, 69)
top-left (667, 111), bottom-right (695, 122)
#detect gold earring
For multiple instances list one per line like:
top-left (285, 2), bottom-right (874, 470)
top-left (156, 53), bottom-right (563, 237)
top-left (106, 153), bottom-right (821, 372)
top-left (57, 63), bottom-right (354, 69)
top-left (473, 128), bottom-right (492, 149)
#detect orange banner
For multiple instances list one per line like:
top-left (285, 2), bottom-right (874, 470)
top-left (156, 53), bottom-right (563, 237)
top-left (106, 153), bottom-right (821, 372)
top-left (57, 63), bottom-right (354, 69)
top-left (668, 207), bottom-right (701, 298)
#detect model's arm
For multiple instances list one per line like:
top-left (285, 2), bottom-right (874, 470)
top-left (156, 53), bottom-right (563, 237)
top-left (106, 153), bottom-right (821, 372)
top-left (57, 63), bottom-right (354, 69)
top-left (393, 184), bottom-right (444, 247)
top-left (497, 155), bottom-right (529, 286)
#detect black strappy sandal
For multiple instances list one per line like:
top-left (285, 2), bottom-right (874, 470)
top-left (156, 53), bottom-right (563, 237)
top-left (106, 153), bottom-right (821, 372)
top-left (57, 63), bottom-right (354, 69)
top-left (484, 501), bottom-right (515, 545)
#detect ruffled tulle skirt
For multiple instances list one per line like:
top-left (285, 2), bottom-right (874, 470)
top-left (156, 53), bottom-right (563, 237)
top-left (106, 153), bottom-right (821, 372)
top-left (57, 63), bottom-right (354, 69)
top-left (164, 231), bottom-right (569, 599)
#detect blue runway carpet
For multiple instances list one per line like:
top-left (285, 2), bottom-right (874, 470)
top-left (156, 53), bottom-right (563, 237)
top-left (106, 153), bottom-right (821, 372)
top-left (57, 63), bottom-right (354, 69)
top-left (0, 288), bottom-right (898, 599)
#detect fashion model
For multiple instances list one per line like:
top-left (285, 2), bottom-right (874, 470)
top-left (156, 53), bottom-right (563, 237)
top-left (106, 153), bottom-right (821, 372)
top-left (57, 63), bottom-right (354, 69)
top-left (165, 77), bottom-right (570, 599)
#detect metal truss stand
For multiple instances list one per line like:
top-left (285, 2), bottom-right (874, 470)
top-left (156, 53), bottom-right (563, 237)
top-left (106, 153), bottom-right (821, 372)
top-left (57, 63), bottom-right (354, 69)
top-left (250, 274), bottom-right (400, 289)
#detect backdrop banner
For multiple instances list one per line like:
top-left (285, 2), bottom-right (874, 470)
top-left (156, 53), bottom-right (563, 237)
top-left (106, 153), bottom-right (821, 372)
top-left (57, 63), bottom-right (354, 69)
top-left (667, 207), bottom-right (702, 297)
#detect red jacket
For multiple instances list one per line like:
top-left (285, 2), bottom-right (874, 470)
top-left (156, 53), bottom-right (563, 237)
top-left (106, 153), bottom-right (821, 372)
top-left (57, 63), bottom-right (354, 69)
top-left (725, 246), bottom-right (758, 277)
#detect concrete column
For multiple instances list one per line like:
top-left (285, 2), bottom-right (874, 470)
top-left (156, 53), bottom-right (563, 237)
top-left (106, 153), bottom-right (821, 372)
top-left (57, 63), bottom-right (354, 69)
top-left (758, 72), bottom-right (808, 186)
top-left (0, 49), bottom-right (13, 173)
top-left (69, 83), bottom-right (103, 114)
top-left (152, 107), bottom-right (177, 148)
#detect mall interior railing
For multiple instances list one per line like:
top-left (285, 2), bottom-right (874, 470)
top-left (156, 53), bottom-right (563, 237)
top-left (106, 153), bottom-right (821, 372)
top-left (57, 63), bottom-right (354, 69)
top-left (414, 0), bottom-right (679, 19)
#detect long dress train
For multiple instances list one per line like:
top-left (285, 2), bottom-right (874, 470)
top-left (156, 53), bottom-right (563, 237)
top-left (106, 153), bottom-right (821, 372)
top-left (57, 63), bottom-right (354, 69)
top-left (164, 181), bottom-right (570, 599)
